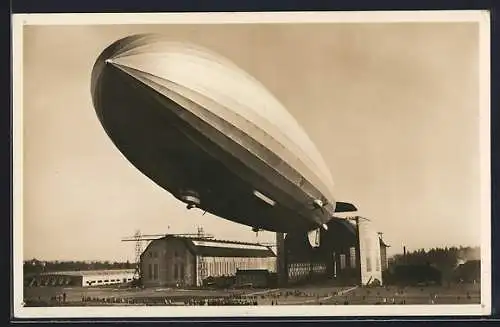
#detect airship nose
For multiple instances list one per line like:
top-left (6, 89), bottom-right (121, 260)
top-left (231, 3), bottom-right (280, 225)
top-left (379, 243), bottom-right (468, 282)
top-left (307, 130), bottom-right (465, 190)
top-left (90, 34), bottom-right (351, 233)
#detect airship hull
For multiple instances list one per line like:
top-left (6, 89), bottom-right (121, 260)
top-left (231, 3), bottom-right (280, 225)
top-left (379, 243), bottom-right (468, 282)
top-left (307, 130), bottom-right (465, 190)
top-left (91, 35), bottom-right (349, 233)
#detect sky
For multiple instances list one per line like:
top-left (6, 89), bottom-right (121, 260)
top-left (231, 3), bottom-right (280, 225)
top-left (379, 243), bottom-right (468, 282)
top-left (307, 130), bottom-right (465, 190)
top-left (21, 22), bottom-right (483, 262)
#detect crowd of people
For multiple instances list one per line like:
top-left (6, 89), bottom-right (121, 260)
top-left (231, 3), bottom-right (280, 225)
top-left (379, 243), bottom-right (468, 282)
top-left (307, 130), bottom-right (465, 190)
top-left (24, 283), bottom-right (478, 307)
top-left (80, 296), bottom-right (141, 305)
top-left (183, 296), bottom-right (258, 306)
top-left (41, 288), bottom-right (354, 306)
top-left (50, 293), bottom-right (67, 303)
top-left (76, 295), bottom-right (261, 306)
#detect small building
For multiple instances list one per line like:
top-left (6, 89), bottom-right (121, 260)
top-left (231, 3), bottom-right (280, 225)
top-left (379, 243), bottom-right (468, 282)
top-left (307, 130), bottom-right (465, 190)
top-left (140, 236), bottom-right (276, 287)
top-left (26, 269), bottom-right (135, 287)
top-left (235, 269), bottom-right (272, 288)
top-left (454, 259), bottom-right (480, 283)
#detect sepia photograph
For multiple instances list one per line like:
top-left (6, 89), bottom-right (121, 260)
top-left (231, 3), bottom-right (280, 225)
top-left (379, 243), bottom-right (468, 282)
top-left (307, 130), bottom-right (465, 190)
top-left (12, 11), bottom-right (491, 318)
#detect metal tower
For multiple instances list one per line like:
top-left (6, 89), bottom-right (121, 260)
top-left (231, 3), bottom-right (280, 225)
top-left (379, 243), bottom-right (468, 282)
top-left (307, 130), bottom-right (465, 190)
top-left (133, 230), bottom-right (143, 280)
top-left (196, 226), bottom-right (208, 286)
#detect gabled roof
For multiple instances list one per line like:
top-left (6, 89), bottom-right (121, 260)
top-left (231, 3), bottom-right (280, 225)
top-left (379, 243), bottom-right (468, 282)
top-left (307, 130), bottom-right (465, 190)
top-left (143, 235), bottom-right (276, 258)
top-left (39, 269), bottom-right (135, 277)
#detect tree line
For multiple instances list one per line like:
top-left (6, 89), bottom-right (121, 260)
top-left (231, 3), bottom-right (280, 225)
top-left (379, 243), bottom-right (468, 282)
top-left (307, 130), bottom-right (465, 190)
top-left (23, 259), bottom-right (136, 275)
top-left (390, 246), bottom-right (480, 267)
top-left (386, 246), bottom-right (480, 283)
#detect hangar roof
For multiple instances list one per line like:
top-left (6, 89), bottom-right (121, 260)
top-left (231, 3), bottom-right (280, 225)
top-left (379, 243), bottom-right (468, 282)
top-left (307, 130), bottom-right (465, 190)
top-left (40, 269), bottom-right (135, 277)
top-left (143, 235), bottom-right (276, 258)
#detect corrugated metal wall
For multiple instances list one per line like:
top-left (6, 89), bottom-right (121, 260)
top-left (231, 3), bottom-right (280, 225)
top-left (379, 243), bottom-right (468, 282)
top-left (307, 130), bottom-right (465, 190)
top-left (288, 262), bottom-right (327, 283)
top-left (204, 256), bottom-right (276, 276)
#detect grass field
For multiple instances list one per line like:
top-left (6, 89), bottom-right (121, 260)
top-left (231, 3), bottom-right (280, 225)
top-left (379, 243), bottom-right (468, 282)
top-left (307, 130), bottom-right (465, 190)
top-left (23, 282), bottom-right (480, 306)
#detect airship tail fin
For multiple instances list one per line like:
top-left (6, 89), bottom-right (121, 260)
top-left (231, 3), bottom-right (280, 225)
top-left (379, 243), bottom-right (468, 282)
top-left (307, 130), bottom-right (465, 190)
top-left (335, 202), bottom-right (357, 212)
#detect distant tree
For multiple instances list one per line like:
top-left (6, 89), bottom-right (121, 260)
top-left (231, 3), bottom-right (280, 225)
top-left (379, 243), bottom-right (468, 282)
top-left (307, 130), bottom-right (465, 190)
top-left (23, 259), bottom-right (135, 275)
top-left (388, 246), bottom-right (480, 283)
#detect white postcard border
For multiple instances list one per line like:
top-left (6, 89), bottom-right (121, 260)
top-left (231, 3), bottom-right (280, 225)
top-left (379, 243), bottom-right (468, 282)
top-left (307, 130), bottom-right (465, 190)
top-left (11, 10), bottom-right (492, 318)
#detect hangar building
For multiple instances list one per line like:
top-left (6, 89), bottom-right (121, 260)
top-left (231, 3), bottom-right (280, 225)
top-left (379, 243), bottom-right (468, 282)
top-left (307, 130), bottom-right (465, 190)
top-left (26, 269), bottom-right (135, 287)
top-left (140, 236), bottom-right (276, 287)
top-left (139, 216), bottom-right (389, 288)
top-left (283, 216), bottom-right (389, 286)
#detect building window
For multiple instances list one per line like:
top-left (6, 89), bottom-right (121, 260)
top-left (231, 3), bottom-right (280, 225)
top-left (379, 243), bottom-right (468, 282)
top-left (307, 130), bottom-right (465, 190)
top-left (350, 247), bottom-right (356, 268)
top-left (148, 263), bottom-right (153, 280)
top-left (180, 264), bottom-right (184, 279)
top-left (366, 257), bottom-right (372, 272)
top-left (174, 264), bottom-right (178, 279)
top-left (375, 256), bottom-right (380, 271)
top-left (153, 264), bottom-right (158, 280)
top-left (340, 254), bottom-right (346, 270)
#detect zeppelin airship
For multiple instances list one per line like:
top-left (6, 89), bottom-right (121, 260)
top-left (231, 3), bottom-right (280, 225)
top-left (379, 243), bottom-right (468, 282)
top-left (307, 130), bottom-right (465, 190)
top-left (90, 34), bottom-right (356, 234)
